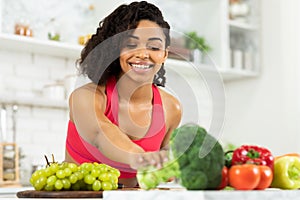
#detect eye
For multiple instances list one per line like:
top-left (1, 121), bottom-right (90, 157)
top-left (147, 45), bottom-right (161, 51)
top-left (126, 44), bottom-right (137, 49)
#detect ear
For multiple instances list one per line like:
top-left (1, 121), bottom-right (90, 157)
top-left (162, 46), bottom-right (169, 61)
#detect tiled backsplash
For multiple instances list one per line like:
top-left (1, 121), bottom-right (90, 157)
top-left (0, 49), bottom-right (77, 184)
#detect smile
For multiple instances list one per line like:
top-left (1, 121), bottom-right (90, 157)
top-left (130, 63), bottom-right (154, 69)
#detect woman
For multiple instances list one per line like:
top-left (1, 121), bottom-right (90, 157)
top-left (65, 1), bottom-right (182, 187)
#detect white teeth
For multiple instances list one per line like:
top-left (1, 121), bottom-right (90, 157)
top-left (131, 64), bottom-right (151, 69)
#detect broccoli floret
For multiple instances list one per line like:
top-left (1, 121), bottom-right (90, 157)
top-left (137, 123), bottom-right (224, 190)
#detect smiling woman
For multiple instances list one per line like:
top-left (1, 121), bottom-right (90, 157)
top-left (64, 1), bottom-right (182, 187)
top-left (119, 20), bottom-right (168, 85)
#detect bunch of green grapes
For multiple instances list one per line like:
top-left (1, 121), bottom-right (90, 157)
top-left (30, 162), bottom-right (121, 191)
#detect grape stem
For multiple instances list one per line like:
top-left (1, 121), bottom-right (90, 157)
top-left (44, 155), bottom-right (50, 166)
top-left (52, 154), bottom-right (55, 163)
top-left (44, 154), bottom-right (56, 167)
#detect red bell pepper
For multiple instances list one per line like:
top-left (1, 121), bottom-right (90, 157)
top-left (231, 145), bottom-right (274, 170)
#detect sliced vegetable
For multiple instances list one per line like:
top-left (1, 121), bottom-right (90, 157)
top-left (232, 145), bottom-right (274, 170)
top-left (271, 156), bottom-right (300, 189)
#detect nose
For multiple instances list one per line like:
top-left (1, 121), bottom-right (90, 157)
top-left (135, 47), bottom-right (149, 59)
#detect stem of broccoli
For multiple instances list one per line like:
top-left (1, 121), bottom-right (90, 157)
top-left (137, 160), bottom-right (180, 190)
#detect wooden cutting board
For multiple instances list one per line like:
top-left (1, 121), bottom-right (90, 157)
top-left (17, 188), bottom-right (140, 198)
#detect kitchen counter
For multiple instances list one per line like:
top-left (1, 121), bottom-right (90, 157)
top-left (2, 186), bottom-right (300, 200)
top-left (0, 187), bottom-right (33, 199)
top-left (104, 189), bottom-right (300, 200)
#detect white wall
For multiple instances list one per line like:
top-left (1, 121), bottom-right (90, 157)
top-left (2, 0), bottom-right (300, 185)
top-left (221, 0), bottom-right (300, 156)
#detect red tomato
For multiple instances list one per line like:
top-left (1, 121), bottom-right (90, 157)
top-left (218, 166), bottom-right (229, 189)
top-left (255, 165), bottom-right (273, 190)
top-left (229, 164), bottom-right (260, 190)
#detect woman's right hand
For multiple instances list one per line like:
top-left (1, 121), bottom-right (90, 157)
top-left (130, 150), bottom-right (169, 170)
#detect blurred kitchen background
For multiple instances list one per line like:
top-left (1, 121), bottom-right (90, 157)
top-left (0, 0), bottom-right (299, 186)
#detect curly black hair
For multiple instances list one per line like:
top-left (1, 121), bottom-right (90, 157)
top-left (77, 1), bottom-right (170, 87)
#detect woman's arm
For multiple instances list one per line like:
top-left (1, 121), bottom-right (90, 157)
top-left (69, 84), bottom-right (146, 168)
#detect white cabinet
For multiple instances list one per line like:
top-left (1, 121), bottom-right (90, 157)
top-left (172, 0), bottom-right (261, 81)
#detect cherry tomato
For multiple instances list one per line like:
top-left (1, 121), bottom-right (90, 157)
top-left (218, 166), bottom-right (229, 189)
top-left (256, 165), bottom-right (273, 190)
top-left (229, 164), bottom-right (260, 190)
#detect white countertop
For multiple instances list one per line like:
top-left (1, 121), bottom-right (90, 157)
top-left (1, 186), bottom-right (300, 200)
top-left (0, 187), bottom-right (33, 199)
top-left (104, 189), bottom-right (300, 200)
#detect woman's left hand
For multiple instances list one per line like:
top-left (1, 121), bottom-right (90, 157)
top-left (130, 150), bottom-right (169, 170)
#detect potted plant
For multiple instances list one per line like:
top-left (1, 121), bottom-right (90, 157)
top-left (185, 31), bottom-right (212, 63)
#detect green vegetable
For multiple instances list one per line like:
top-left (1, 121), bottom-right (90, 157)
top-left (137, 123), bottom-right (224, 190)
top-left (271, 156), bottom-right (300, 189)
top-left (224, 150), bottom-right (233, 168)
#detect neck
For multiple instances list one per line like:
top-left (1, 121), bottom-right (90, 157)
top-left (116, 76), bottom-right (153, 104)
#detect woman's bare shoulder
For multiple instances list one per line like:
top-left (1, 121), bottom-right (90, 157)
top-left (158, 88), bottom-right (182, 119)
top-left (70, 83), bottom-right (105, 99)
top-left (158, 88), bottom-right (181, 109)
top-left (69, 83), bottom-right (106, 112)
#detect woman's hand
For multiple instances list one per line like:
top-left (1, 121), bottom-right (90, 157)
top-left (130, 150), bottom-right (169, 170)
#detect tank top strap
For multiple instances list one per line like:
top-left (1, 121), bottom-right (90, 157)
top-left (152, 84), bottom-right (163, 105)
top-left (104, 77), bottom-right (119, 125)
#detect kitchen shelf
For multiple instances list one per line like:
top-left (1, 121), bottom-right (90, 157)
top-left (0, 33), bottom-right (258, 82)
top-left (0, 33), bottom-right (83, 59)
top-left (0, 94), bottom-right (68, 109)
top-left (165, 59), bottom-right (258, 82)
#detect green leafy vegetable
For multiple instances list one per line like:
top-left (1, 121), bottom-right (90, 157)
top-left (137, 123), bottom-right (224, 190)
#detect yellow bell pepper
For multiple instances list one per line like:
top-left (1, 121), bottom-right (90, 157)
top-left (271, 156), bottom-right (300, 189)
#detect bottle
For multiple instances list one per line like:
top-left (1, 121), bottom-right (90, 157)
top-left (193, 49), bottom-right (202, 64)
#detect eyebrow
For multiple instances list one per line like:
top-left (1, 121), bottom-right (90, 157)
top-left (128, 35), bottom-right (163, 42)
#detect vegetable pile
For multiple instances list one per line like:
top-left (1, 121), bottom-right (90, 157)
top-left (137, 123), bottom-right (225, 190)
top-left (221, 144), bottom-right (274, 190)
top-left (222, 145), bottom-right (300, 190)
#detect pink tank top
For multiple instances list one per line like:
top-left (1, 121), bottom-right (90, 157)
top-left (66, 77), bottom-right (166, 178)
